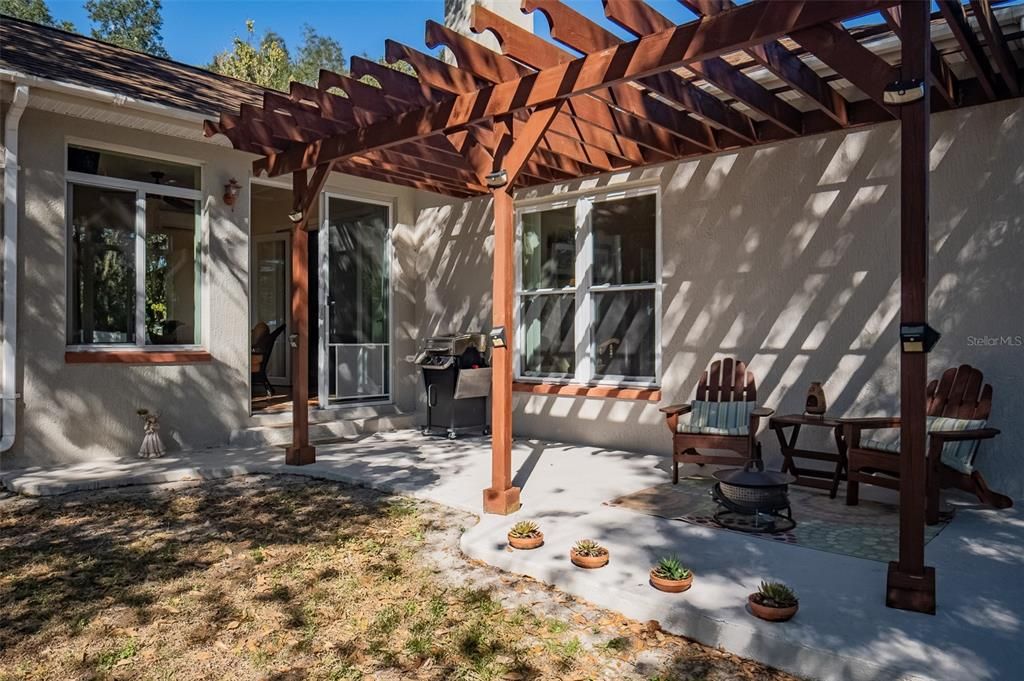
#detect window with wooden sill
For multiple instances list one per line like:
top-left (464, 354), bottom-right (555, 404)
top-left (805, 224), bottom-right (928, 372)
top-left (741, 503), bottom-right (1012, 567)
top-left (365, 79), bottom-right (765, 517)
top-left (515, 187), bottom-right (661, 392)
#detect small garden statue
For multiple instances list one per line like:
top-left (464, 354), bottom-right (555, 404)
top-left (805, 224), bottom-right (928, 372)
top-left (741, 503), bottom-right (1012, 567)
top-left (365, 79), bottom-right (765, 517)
top-left (136, 409), bottom-right (166, 459)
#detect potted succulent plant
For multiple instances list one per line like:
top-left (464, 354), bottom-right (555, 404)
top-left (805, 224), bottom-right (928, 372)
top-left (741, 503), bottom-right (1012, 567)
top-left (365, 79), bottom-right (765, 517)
top-left (569, 539), bottom-right (609, 569)
top-left (748, 580), bottom-right (799, 622)
top-left (507, 520), bottom-right (544, 550)
top-left (649, 555), bottom-right (693, 593)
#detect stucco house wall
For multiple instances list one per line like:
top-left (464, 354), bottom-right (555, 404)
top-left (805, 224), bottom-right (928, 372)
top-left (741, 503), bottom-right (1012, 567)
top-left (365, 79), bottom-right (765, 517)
top-left (3, 99), bottom-right (427, 469)
top-left (415, 98), bottom-right (1024, 500)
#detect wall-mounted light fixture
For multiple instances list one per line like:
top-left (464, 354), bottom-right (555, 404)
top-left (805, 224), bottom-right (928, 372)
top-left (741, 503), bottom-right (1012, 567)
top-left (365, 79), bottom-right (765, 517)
top-left (883, 79), bottom-right (925, 105)
top-left (223, 178), bottom-right (242, 207)
top-left (485, 168), bottom-right (509, 189)
top-left (287, 209), bottom-right (304, 224)
top-left (899, 323), bottom-right (941, 353)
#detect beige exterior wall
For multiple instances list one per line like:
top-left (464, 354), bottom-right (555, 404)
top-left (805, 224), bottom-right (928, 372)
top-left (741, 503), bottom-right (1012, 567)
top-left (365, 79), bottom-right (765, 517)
top-left (415, 98), bottom-right (1024, 500)
top-left (2, 101), bottom-right (425, 468)
top-left (4, 85), bottom-right (1022, 503)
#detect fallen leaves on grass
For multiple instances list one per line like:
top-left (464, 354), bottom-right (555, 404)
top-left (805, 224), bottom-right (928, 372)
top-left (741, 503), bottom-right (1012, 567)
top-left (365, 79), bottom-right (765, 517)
top-left (0, 476), bottom-right (800, 681)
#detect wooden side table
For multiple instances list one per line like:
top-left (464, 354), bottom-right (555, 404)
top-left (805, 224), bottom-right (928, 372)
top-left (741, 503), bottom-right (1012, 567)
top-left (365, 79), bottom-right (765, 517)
top-left (767, 414), bottom-right (848, 498)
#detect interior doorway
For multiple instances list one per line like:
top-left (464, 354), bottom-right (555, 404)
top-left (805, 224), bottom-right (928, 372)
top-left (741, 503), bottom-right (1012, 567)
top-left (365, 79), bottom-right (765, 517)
top-left (249, 182), bottom-right (318, 414)
top-left (249, 185), bottom-right (393, 415)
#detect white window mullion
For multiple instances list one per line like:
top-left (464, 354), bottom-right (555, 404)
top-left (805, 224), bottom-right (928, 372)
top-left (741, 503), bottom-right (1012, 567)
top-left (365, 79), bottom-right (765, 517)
top-left (317, 194), bottom-right (330, 409)
top-left (134, 191), bottom-right (146, 347)
top-left (513, 208), bottom-right (523, 380)
top-left (654, 188), bottom-right (663, 385)
top-left (574, 197), bottom-right (593, 384)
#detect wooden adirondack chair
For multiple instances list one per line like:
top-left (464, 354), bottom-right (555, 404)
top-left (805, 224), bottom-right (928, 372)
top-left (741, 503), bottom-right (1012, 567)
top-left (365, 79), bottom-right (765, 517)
top-left (844, 364), bottom-right (1011, 524)
top-left (660, 358), bottom-right (774, 484)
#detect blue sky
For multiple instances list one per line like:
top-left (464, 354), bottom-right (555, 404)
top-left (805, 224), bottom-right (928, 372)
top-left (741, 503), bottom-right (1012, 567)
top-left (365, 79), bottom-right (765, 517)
top-left (46, 0), bottom-right (704, 67)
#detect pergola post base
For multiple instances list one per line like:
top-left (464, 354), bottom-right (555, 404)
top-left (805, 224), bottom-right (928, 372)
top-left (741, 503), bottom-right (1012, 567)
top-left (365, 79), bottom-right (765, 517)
top-left (285, 445), bottom-right (317, 466)
top-left (886, 562), bottom-right (935, 614)
top-left (483, 486), bottom-right (521, 515)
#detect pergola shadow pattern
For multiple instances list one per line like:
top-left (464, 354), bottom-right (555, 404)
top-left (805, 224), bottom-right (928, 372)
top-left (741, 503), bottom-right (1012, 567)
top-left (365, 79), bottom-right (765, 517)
top-left (204, 0), bottom-right (1023, 616)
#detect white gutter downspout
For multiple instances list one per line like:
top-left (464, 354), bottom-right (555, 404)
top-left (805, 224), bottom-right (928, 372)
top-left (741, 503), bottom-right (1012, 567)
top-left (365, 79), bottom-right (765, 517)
top-left (1, 84), bottom-right (29, 452)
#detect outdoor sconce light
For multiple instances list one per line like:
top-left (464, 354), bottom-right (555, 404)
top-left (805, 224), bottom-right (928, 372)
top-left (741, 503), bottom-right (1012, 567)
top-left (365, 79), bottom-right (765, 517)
top-left (485, 168), bottom-right (509, 189)
top-left (899, 323), bottom-right (941, 353)
top-left (489, 326), bottom-right (507, 349)
top-left (883, 79), bottom-right (925, 105)
top-left (287, 209), bottom-right (304, 224)
top-left (223, 178), bottom-right (242, 207)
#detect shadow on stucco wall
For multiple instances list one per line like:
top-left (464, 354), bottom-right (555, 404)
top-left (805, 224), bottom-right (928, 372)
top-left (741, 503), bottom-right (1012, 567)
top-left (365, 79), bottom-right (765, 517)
top-left (415, 99), bottom-right (1024, 500)
top-left (6, 110), bottom-right (253, 469)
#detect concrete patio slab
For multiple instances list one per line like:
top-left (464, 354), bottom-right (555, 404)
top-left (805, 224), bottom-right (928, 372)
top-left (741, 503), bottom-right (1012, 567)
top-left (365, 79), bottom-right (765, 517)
top-left (2, 431), bottom-right (1020, 681)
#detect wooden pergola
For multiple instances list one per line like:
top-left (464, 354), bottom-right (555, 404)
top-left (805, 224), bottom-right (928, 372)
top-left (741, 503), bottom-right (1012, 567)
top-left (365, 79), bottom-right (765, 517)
top-left (206, 0), bottom-right (1024, 615)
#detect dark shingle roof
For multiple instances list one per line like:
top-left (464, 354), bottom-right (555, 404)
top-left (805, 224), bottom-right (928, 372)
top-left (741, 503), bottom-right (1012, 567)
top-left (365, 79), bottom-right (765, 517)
top-left (0, 14), bottom-right (269, 116)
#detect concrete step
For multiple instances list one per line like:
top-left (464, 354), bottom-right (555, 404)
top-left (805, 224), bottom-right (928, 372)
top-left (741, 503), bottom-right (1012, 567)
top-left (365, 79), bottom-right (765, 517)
top-left (230, 407), bottom-right (415, 447)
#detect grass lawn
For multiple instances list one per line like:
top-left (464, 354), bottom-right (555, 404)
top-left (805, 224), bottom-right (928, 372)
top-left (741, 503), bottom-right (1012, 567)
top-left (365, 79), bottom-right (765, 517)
top-left (0, 476), bottom-right (799, 680)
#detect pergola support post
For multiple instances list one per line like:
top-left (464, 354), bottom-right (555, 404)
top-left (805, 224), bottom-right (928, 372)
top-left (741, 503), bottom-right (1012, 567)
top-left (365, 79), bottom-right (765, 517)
top-left (888, 0), bottom-right (935, 614)
top-left (483, 186), bottom-right (521, 514)
top-left (285, 162), bottom-right (334, 466)
top-left (482, 104), bottom-right (563, 515)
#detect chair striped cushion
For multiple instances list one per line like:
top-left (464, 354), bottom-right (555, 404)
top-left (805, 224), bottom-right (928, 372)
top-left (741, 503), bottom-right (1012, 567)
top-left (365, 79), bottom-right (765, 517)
top-left (861, 416), bottom-right (986, 474)
top-left (677, 400), bottom-right (756, 436)
top-left (929, 416), bottom-right (986, 474)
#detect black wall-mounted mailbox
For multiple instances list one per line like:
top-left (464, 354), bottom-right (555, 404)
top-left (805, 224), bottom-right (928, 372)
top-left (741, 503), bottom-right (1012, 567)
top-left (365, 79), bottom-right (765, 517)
top-left (900, 323), bottom-right (941, 353)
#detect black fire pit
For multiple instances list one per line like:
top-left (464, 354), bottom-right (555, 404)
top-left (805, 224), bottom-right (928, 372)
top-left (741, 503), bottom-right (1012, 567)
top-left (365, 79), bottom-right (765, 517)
top-left (711, 461), bottom-right (796, 534)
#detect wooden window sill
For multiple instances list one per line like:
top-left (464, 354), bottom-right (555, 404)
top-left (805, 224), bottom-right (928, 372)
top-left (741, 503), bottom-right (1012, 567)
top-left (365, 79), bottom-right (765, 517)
top-left (512, 382), bottom-right (661, 401)
top-left (65, 350), bottom-right (213, 365)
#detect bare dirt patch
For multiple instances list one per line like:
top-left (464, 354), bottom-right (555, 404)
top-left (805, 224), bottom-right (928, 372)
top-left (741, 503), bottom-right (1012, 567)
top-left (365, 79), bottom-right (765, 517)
top-left (0, 475), bottom-right (800, 680)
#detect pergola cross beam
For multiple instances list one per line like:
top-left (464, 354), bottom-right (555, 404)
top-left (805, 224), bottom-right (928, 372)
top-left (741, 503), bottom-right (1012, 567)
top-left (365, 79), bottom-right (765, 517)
top-left (253, 0), bottom-right (898, 177)
top-left (520, 0), bottom-right (757, 143)
top-left (424, 20), bottom-right (692, 160)
top-left (969, 0), bottom-right (1021, 96)
top-left (602, 0), bottom-right (806, 135)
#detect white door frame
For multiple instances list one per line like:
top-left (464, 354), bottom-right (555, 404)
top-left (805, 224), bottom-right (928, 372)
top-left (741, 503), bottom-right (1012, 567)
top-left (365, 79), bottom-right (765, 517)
top-left (318, 191), bottom-right (395, 408)
top-left (251, 231), bottom-right (292, 385)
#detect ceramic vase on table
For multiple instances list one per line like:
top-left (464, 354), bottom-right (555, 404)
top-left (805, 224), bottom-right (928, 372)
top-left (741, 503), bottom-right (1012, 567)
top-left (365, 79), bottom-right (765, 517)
top-left (805, 382), bottom-right (827, 416)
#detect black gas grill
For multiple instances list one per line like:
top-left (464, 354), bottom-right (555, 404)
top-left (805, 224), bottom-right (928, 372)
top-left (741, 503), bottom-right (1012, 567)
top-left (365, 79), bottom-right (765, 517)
top-left (414, 333), bottom-right (491, 439)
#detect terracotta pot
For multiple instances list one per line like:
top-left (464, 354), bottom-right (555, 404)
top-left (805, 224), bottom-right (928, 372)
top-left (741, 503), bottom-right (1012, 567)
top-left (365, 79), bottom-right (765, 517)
top-left (508, 532), bottom-right (544, 550)
top-left (748, 594), bottom-right (799, 622)
top-left (570, 548), bottom-right (609, 569)
top-left (650, 569), bottom-right (693, 593)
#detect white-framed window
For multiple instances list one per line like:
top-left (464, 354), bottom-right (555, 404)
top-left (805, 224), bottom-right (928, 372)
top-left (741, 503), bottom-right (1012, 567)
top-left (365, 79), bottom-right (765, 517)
top-left (65, 143), bottom-right (204, 348)
top-left (515, 186), bottom-right (661, 387)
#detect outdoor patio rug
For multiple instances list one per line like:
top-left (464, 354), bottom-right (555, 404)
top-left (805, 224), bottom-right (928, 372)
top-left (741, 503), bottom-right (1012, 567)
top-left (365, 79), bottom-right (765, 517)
top-left (606, 476), bottom-right (949, 563)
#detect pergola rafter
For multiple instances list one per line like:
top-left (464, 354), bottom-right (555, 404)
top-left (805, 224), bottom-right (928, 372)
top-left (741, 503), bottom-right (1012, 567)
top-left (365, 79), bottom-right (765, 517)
top-left (601, 0), bottom-right (806, 136)
top-left (250, 0), bottom-right (909, 178)
top-left (520, 0), bottom-right (758, 145)
top-left (205, 0), bottom-right (1024, 616)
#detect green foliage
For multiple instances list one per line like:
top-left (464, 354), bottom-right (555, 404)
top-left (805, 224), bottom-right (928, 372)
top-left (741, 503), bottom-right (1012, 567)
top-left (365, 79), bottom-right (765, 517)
top-left (1, 0), bottom-right (75, 30)
top-left (85, 0), bottom-right (167, 57)
top-left (601, 636), bottom-right (630, 653)
top-left (292, 23), bottom-right (344, 87)
top-left (756, 580), bottom-right (798, 608)
top-left (96, 638), bottom-right (139, 671)
top-left (208, 20), bottom-right (345, 91)
top-left (653, 556), bottom-right (691, 581)
top-left (357, 57), bottom-right (417, 89)
top-left (208, 20), bottom-right (291, 91)
top-left (571, 539), bottom-right (607, 557)
top-left (508, 520), bottom-right (540, 539)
